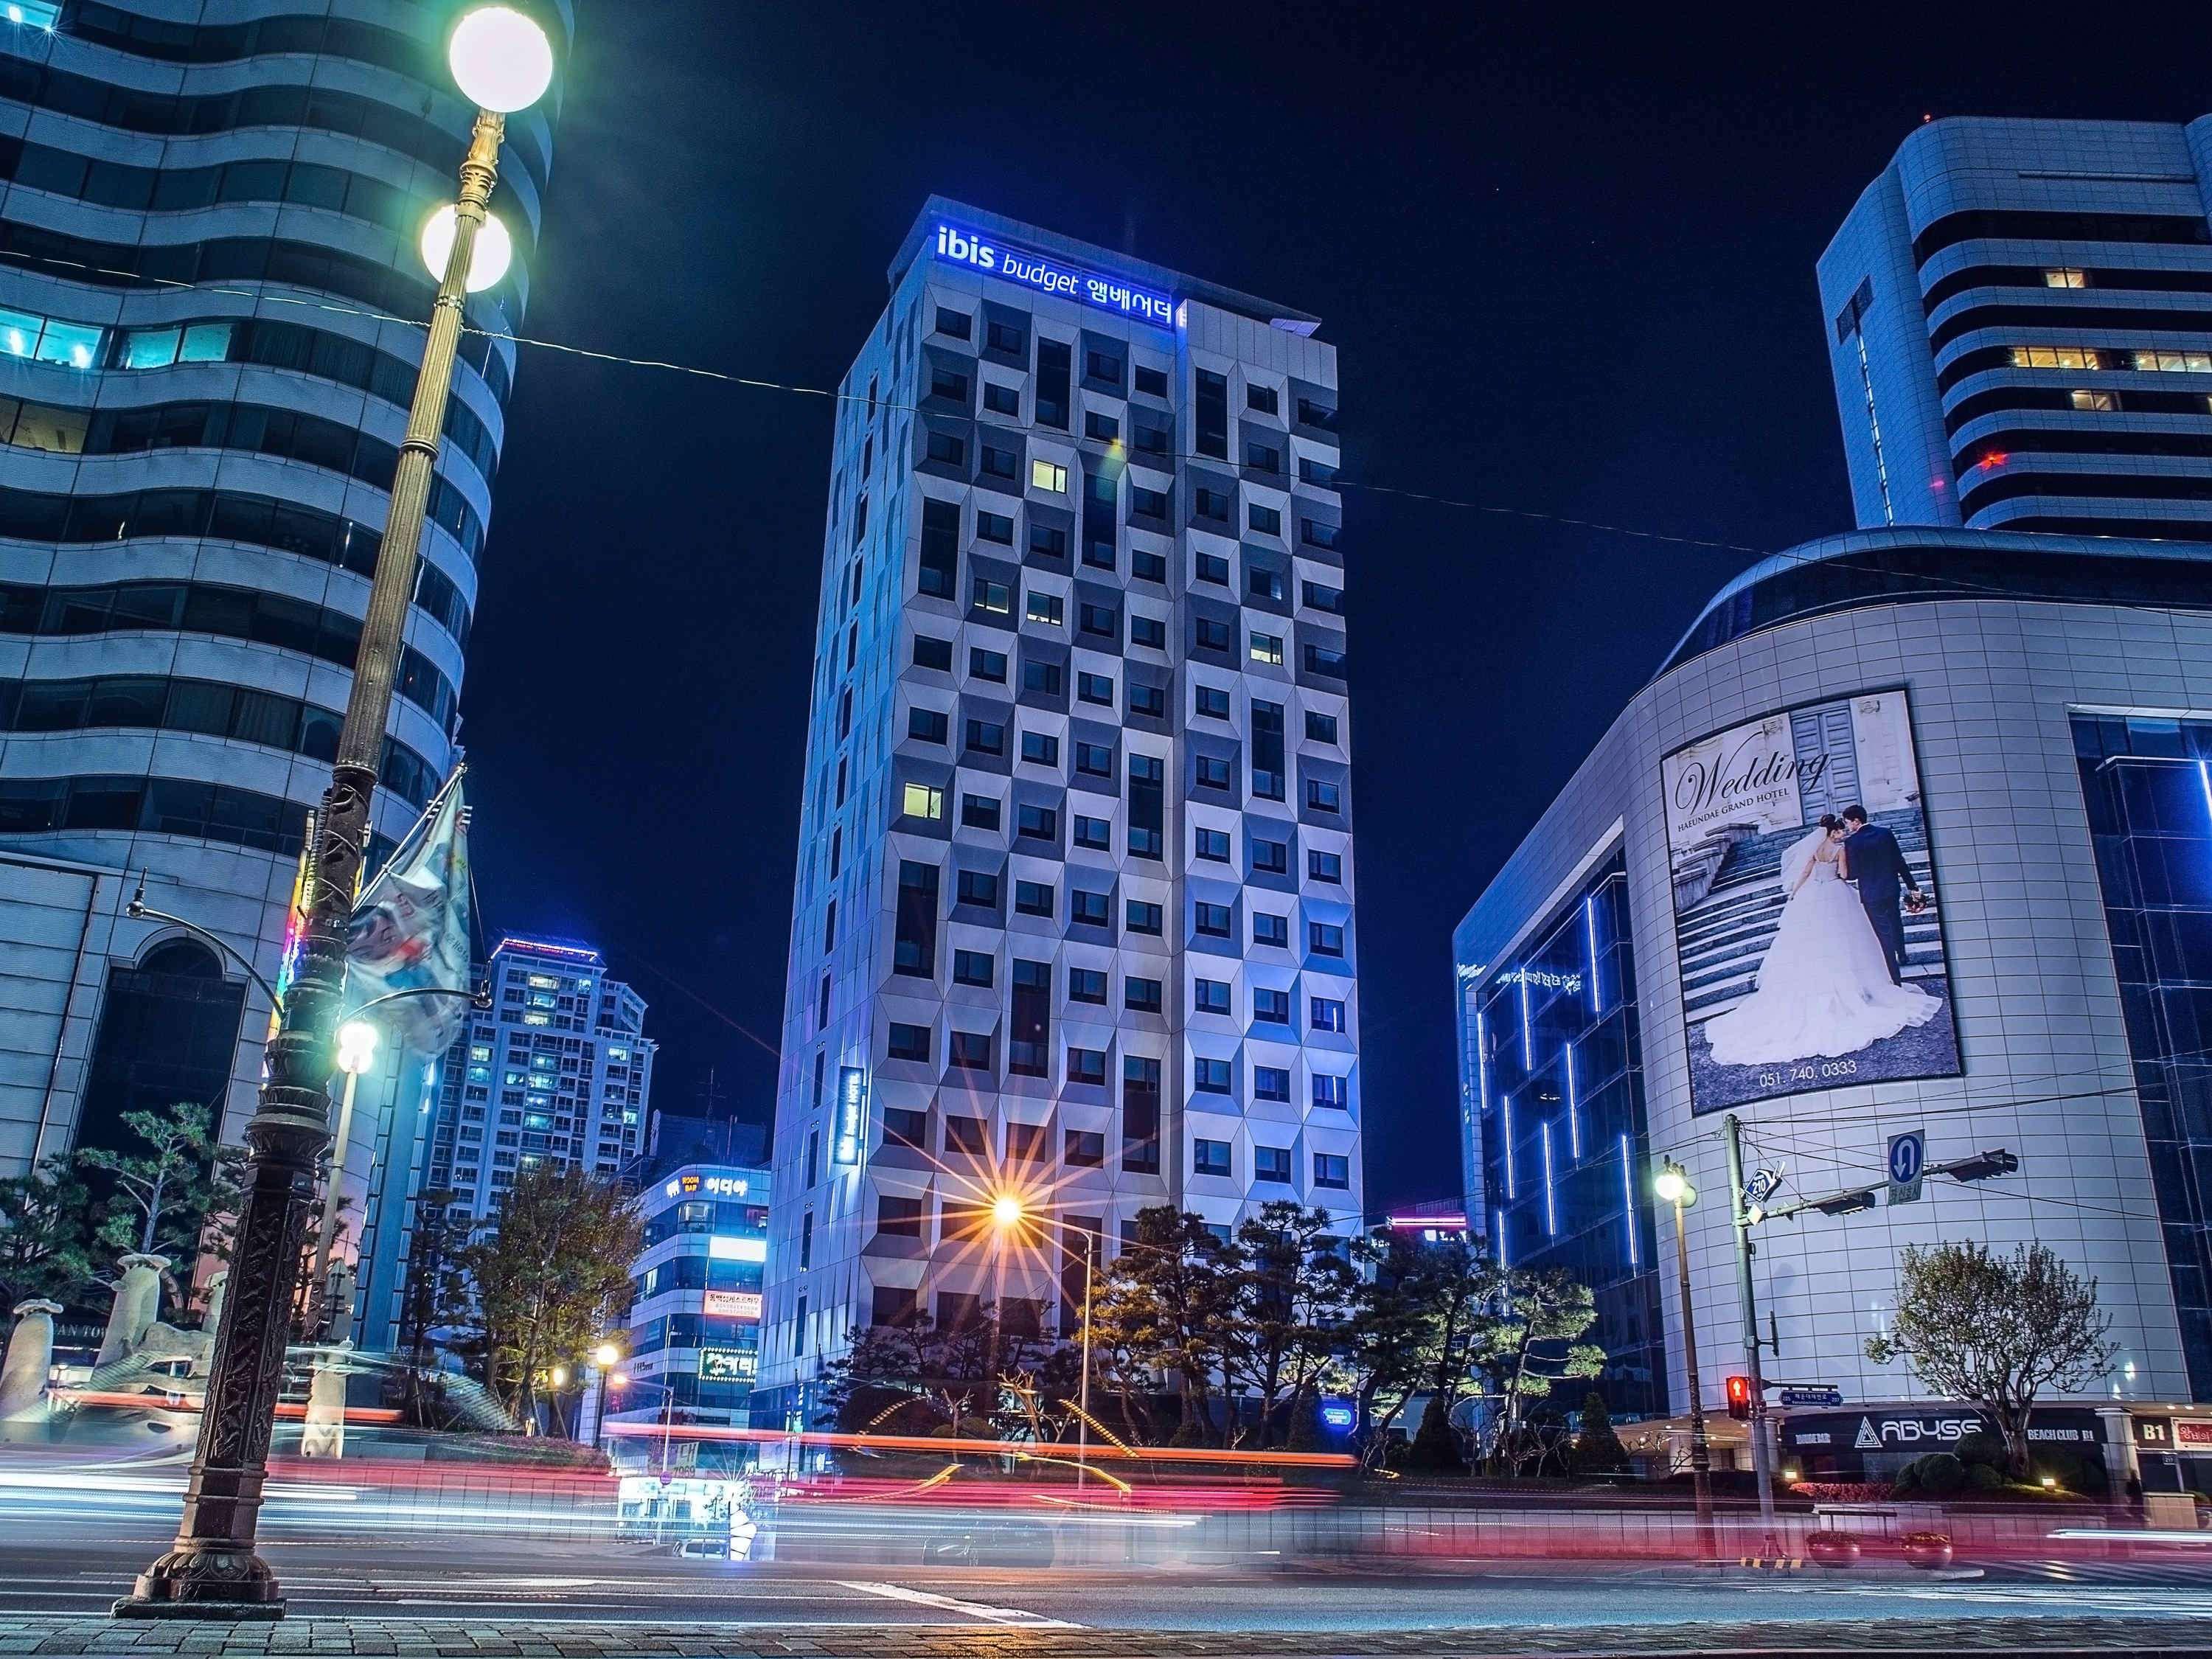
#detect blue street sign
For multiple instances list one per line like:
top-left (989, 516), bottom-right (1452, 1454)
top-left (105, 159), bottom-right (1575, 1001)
top-left (1778, 1386), bottom-right (1843, 1408)
top-left (1887, 1130), bottom-right (1925, 1204)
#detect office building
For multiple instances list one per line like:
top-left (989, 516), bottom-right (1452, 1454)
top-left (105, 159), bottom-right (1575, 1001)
top-left (427, 936), bottom-right (655, 1226)
top-left (1821, 115), bottom-right (2212, 539)
top-left (757, 198), bottom-right (1361, 1422)
top-left (1455, 524), bottom-right (2212, 1479)
top-left (0, 1), bottom-right (565, 1239)
top-left (592, 1158), bottom-right (771, 1448)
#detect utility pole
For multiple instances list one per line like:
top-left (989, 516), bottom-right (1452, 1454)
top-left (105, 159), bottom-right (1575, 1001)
top-left (1655, 1160), bottom-right (1715, 1561)
top-left (1722, 1114), bottom-right (1781, 1554)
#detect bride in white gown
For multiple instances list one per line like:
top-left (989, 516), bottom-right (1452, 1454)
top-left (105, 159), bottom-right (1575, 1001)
top-left (1703, 815), bottom-right (1938, 1067)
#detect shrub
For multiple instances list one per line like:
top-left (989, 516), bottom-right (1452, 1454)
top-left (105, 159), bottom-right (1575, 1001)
top-left (1572, 1391), bottom-right (1628, 1475)
top-left (1402, 1396), bottom-right (1466, 1473)
top-left (1790, 1481), bottom-right (1894, 1503)
top-left (1964, 1462), bottom-right (2005, 1492)
top-left (1895, 1452), bottom-right (1966, 1497)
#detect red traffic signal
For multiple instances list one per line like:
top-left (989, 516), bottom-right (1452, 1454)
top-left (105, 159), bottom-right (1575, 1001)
top-left (1724, 1375), bottom-right (1756, 1420)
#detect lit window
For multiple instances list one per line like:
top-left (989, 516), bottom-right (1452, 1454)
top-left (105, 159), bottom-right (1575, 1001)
top-left (179, 322), bottom-right (232, 363)
top-left (2043, 268), bottom-right (2087, 288)
top-left (35, 319), bottom-right (100, 370)
top-left (1030, 458), bottom-right (1068, 493)
top-left (122, 327), bottom-right (181, 370)
top-left (1249, 631), bottom-right (1284, 666)
top-left (2130, 349), bottom-right (2212, 374)
top-left (2070, 389), bottom-right (2116, 411)
top-left (3, 3), bottom-right (61, 27)
top-left (901, 782), bottom-right (943, 821)
top-left (1025, 591), bottom-right (1062, 625)
top-left (2009, 345), bottom-right (2100, 370)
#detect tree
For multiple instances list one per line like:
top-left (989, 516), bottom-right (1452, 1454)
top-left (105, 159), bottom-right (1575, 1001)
top-left (1468, 1267), bottom-right (1605, 1473)
top-left (1573, 1390), bottom-right (1628, 1475)
top-left (1866, 1240), bottom-right (2115, 1479)
top-left (462, 1164), bottom-right (641, 1427)
top-left (0, 1155), bottom-right (95, 1308)
top-left (1222, 1203), bottom-right (1356, 1447)
top-left (75, 1102), bottom-right (245, 1302)
top-left (818, 1308), bottom-right (1057, 1436)
top-left (395, 1187), bottom-right (477, 1423)
top-left (1335, 1235), bottom-right (1434, 1468)
top-left (1086, 1206), bottom-right (1240, 1444)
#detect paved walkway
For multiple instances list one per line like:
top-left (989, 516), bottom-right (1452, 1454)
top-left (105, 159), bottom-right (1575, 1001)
top-left (1, 1618), bottom-right (2211, 1658)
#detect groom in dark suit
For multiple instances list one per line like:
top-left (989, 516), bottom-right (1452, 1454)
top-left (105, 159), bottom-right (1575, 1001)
top-left (1841, 805), bottom-right (1924, 984)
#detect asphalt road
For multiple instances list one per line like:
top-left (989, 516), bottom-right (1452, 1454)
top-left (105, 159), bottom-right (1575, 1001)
top-left (7, 1503), bottom-right (2212, 1636)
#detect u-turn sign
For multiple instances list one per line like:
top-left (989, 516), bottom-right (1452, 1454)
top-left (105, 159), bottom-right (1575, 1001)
top-left (1887, 1130), bottom-right (1925, 1204)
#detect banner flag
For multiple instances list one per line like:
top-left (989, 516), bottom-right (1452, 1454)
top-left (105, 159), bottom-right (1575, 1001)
top-left (345, 773), bottom-right (472, 1055)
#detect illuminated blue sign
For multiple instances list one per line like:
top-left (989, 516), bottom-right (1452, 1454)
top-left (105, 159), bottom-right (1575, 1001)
top-left (933, 223), bottom-right (1174, 328)
top-left (834, 1065), bottom-right (866, 1166)
top-left (1320, 1400), bottom-right (1357, 1430)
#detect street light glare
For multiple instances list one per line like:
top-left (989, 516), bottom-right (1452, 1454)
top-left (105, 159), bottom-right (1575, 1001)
top-left (608, 1371), bottom-right (629, 1390)
top-left (591, 1342), bottom-right (621, 1368)
top-left (334, 1020), bottom-right (379, 1076)
top-left (991, 1194), bottom-right (1026, 1229)
top-left (1654, 1166), bottom-right (1692, 1205)
top-left (448, 5), bottom-right (554, 113)
top-left (420, 204), bottom-right (513, 291)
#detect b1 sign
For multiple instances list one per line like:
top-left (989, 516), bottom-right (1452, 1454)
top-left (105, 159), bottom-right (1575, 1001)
top-left (934, 224), bottom-right (1173, 327)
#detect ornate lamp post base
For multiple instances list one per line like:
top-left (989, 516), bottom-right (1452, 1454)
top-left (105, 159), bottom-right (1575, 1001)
top-left (114, 1545), bottom-right (284, 1618)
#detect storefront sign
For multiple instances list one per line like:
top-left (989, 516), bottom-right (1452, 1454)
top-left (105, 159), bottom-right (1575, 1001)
top-left (699, 1347), bottom-right (757, 1383)
top-left (704, 1290), bottom-right (762, 1321)
top-left (2174, 1419), bottom-right (2212, 1449)
top-left (835, 1065), bottom-right (866, 1165)
top-left (933, 223), bottom-right (1174, 327)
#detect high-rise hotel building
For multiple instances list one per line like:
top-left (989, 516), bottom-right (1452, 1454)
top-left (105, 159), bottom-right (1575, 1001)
top-left (0, 3), bottom-right (563, 1210)
top-left (757, 199), bottom-right (1361, 1418)
top-left (1821, 115), bottom-right (2212, 539)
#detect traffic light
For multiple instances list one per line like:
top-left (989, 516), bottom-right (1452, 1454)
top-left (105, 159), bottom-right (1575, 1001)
top-left (1724, 1374), bottom-right (1755, 1420)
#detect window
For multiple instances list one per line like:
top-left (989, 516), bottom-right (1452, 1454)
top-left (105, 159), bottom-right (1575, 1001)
top-left (1194, 369), bottom-right (1228, 458)
top-left (1020, 660), bottom-right (1063, 698)
top-left (1068, 967), bottom-right (1107, 1004)
top-left (1079, 601), bottom-right (1119, 639)
top-left (1196, 828), bottom-right (1231, 862)
top-left (1301, 580), bottom-right (1344, 613)
top-left (1078, 671), bottom-right (1114, 706)
top-left (966, 718), bottom-right (1005, 755)
top-left (1309, 850), bottom-right (1343, 883)
top-left (907, 708), bottom-right (947, 744)
top-left (1068, 1047), bottom-right (1107, 1086)
top-left (1127, 683), bottom-right (1165, 719)
top-left (1253, 838), bottom-right (1288, 875)
top-left (1306, 710), bottom-right (1339, 744)
top-left (970, 647), bottom-right (1007, 683)
top-left (876, 1195), bottom-right (925, 1238)
top-left (1194, 487), bottom-right (1231, 522)
top-left (1253, 987), bottom-right (1290, 1025)
top-left (984, 381), bottom-right (1019, 416)
top-left (1130, 614), bottom-right (1166, 650)
top-left (936, 306), bottom-right (973, 338)
top-left (1130, 485), bottom-right (1168, 521)
top-left (1133, 364), bottom-right (1168, 398)
top-left (1296, 397), bottom-right (1338, 431)
top-left (888, 1022), bottom-right (931, 1062)
top-left (1126, 899), bottom-right (1163, 935)
top-left (1249, 630), bottom-right (1284, 665)
top-left (1194, 1057), bottom-right (1232, 1094)
top-left (1311, 995), bottom-right (1346, 1032)
top-left (1125, 976), bottom-right (1162, 1014)
top-left (1074, 813), bottom-right (1110, 849)
top-left (2044, 267), bottom-right (2088, 288)
top-left (953, 949), bottom-right (994, 987)
top-left (894, 860), bottom-right (939, 975)
top-left (914, 635), bottom-right (953, 671)
top-left (961, 793), bottom-right (1001, 831)
top-left (1084, 411), bottom-right (1120, 442)
top-left (1194, 684), bottom-right (1230, 719)
top-left (930, 365), bottom-right (970, 402)
top-left (1304, 642), bottom-right (1347, 678)
top-left (987, 320), bottom-right (1026, 354)
top-left (1195, 754), bottom-right (1231, 790)
top-left (884, 1106), bottom-right (929, 1150)
top-left (1071, 888), bottom-right (1110, 926)
top-left (1248, 504), bottom-right (1282, 536)
top-left (1065, 1128), bottom-right (1105, 1166)
top-left (977, 509), bottom-right (1014, 545)
top-left (946, 1115), bottom-right (988, 1155)
top-left (2070, 389), bottom-right (2117, 411)
top-left (949, 1031), bottom-right (993, 1071)
top-left (1195, 901), bottom-right (1232, 937)
top-left (926, 431), bottom-right (966, 466)
top-left (1193, 1138), bottom-right (1232, 1176)
top-left (1026, 590), bottom-right (1063, 626)
top-left (1253, 1065), bottom-right (1290, 1102)
top-left (1076, 741), bottom-right (1114, 777)
top-left (973, 577), bottom-right (1012, 615)
top-left (1246, 441), bottom-right (1284, 475)
top-left (956, 869), bottom-right (999, 907)
top-left (1194, 550), bottom-right (1230, 586)
top-left (1006, 1121), bottom-right (1050, 1162)
top-left (1307, 779), bottom-right (1342, 813)
top-left (1194, 978), bottom-right (1231, 1015)
top-left (1133, 417), bottom-right (1171, 456)
top-left (1032, 459), bottom-right (1068, 493)
top-left (1013, 730), bottom-right (1056, 767)
top-left (981, 445), bottom-right (1018, 481)
top-left (1015, 880), bottom-right (1054, 917)
top-left (1309, 921), bottom-right (1345, 956)
top-left (1194, 617), bottom-right (1232, 653)
top-left (1312, 1074), bottom-right (1349, 1109)
top-left (1256, 1145), bottom-right (1292, 1183)
top-left (1313, 1152), bottom-right (1350, 1189)
top-left (901, 782), bottom-right (943, 822)
top-left (1017, 803), bottom-right (1057, 841)
top-left (1253, 912), bottom-right (1288, 948)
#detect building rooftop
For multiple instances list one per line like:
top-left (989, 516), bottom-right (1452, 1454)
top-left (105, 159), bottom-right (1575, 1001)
top-left (888, 195), bottom-right (1322, 335)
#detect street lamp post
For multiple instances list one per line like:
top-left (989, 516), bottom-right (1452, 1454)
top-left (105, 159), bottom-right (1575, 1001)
top-left (984, 1196), bottom-right (1103, 1490)
top-left (1655, 1160), bottom-right (1716, 1561)
top-left (307, 1020), bottom-right (380, 1338)
top-left (118, 7), bottom-right (553, 1618)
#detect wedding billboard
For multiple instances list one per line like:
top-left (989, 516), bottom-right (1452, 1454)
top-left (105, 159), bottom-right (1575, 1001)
top-left (1662, 687), bottom-right (1958, 1114)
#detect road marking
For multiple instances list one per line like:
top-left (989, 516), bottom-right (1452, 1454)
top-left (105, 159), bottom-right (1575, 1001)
top-left (838, 1579), bottom-right (1079, 1628)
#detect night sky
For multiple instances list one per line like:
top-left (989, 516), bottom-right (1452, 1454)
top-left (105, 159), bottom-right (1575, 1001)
top-left (465, 4), bottom-right (2210, 1211)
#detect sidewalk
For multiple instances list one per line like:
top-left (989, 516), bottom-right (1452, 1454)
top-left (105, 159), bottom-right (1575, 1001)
top-left (1, 1617), bottom-right (2211, 1658)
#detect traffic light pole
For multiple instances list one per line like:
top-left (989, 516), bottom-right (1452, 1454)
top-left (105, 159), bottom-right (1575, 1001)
top-left (1722, 1113), bottom-right (1781, 1555)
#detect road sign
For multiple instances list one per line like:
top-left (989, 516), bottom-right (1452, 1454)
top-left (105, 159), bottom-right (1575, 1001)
top-left (1887, 1130), bottom-right (1925, 1205)
top-left (1778, 1386), bottom-right (1843, 1408)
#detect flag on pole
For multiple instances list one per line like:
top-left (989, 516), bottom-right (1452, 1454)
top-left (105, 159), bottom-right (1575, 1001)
top-left (345, 772), bottom-right (472, 1054)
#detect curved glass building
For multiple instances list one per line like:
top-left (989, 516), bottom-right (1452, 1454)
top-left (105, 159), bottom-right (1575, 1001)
top-left (0, 1), bottom-right (566, 1284)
